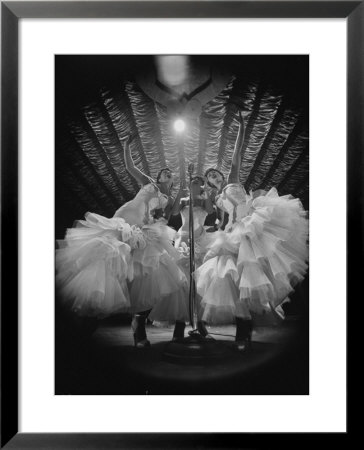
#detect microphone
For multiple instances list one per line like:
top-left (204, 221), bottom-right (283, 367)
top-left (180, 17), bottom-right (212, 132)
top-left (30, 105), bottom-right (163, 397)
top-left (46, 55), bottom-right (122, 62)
top-left (188, 163), bottom-right (194, 175)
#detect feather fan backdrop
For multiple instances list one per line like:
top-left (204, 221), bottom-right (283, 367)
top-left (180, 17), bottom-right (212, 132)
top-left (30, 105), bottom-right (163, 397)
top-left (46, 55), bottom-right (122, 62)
top-left (56, 55), bottom-right (308, 238)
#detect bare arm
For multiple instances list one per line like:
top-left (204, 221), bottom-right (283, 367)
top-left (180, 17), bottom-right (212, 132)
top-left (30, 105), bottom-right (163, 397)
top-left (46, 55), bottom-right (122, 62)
top-left (227, 111), bottom-right (245, 185)
top-left (170, 198), bottom-right (183, 217)
top-left (202, 188), bottom-right (215, 215)
top-left (162, 197), bottom-right (175, 221)
top-left (170, 182), bottom-right (188, 216)
top-left (123, 136), bottom-right (150, 186)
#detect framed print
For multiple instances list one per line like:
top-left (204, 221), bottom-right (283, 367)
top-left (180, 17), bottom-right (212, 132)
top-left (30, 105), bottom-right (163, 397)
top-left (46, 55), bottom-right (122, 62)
top-left (1, 0), bottom-right (356, 448)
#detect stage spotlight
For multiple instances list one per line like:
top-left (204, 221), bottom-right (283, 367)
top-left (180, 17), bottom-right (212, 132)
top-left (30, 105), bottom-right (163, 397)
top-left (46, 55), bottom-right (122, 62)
top-left (174, 118), bottom-right (186, 133)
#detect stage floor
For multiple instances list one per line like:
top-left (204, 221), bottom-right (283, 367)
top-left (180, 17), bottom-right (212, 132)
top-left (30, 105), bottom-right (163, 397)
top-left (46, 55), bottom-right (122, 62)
top-left (55, 316), bottom-right (308, 395)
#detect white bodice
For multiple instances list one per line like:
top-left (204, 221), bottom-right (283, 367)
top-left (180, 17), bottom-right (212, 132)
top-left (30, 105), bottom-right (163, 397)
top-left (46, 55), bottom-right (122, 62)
top-left (179, 205), bottom-right (208, 235)
top-left (113, 183), bottom-right (169, 227)
top-left (174, 204), bottom-right (209, 255)
top-left (215, 183), bottom-right (251, 231)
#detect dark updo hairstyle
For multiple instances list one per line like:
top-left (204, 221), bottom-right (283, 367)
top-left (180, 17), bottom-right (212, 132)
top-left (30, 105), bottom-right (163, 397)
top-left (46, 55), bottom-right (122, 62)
top-left (204, 168), bottom-right (225, 188)
top-left (191, 175), bottom-right (205, 185)
top-left (156, 167), bottom-right (172, 184)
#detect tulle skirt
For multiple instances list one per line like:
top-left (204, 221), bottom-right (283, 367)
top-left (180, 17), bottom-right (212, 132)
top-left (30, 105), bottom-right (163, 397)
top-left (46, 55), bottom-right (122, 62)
top-left (174, 227), bottom-right (217, 275)
top-left (154, 226), bottom-right (218, 324)
top-left (131, 222), bottom-right (189, 321)
top-left (56, 213), bottom-right (189, 320)
top-left (195, 188), bottom-right (309, 324)
top-left (56, 213), bottom-right (134, 318)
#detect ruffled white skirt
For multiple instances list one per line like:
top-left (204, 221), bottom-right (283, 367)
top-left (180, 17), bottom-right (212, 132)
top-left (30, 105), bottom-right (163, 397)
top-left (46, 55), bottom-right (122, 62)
top-left (195, 188), bottom-right (309, 324)
top-left (130, 221), bottom-right (189, 321)
top-left (56, 213), bottom-right (189, 320)
top-left (174, 226), bottom-right (217, 273)
top-left (56, 213), bottom-right (134, 318)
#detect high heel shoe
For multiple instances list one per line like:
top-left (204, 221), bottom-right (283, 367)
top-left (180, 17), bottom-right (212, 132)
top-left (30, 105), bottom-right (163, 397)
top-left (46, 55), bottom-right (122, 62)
top-left (172, 320), bottom-right (186, 341)
top-left (131, 314), bottom-right (151, 348)
top-left (235, 317), bottom-right (253, 352)
top-left (197, 320), bottom-right (214, 339)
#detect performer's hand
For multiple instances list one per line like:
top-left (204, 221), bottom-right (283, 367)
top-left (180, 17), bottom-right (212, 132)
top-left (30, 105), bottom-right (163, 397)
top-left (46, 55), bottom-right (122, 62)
top-left (238, 109), bottom-right (244, 124)
top-left (122, 134), bottom-right (133, 146)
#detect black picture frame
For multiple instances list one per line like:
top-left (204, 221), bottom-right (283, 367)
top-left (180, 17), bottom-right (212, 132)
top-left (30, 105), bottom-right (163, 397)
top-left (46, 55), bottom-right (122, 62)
top-left (1, 1), bottom-right (356, 448)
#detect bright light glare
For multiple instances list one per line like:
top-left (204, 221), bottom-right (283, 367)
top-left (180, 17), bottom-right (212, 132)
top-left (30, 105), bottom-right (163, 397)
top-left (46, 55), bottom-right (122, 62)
top-left (174, 119), bottom-right (186, 133)
top-left (155, 55), bottom-right (188, 87)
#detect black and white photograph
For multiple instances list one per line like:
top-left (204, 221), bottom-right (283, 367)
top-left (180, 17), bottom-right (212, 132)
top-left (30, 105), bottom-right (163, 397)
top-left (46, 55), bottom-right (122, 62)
top-left (55, 54), bottom-right (309, 395)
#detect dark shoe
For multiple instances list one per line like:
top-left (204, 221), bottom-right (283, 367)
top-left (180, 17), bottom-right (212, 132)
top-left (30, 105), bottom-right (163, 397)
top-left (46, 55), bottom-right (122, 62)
top-left (197, 320), bottom-right (214, 339)
top-left (235, 317), bottom-right (253, 352)
top-left (131, 314), bottom-right (151, 348)
top-left (172, 321), bottom-right (186, 341)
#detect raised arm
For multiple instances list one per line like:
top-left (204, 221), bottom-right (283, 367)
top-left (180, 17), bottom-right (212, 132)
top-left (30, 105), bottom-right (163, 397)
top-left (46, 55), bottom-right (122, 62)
top-left (170, 180), bottom-right (188, 217)
top-left (123, 136), bottom-right (150, 186)
top-left (227, 111), bottom-right (245, 185)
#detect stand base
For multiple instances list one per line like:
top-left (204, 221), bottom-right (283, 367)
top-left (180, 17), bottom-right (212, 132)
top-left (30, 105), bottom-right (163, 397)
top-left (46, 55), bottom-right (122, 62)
top-left (163, 331), bottom-right (235, 364)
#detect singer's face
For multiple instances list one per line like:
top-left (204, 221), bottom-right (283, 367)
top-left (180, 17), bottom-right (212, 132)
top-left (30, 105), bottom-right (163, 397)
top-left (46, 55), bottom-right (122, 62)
top-left (159, 169), bottom-right (173, 183)
top-left (207, 170), bottom-right (223, 188)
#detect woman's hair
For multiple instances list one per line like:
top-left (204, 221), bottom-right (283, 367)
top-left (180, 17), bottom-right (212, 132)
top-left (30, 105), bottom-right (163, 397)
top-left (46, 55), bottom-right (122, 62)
top-left (156, 167), bottom-right (172, 184)
top-left (191, 175), bottom-right (205, 185)
top-left (156, 167), bottom-right (174, 195)
top-left (204, 168), bottom-right (225, 188)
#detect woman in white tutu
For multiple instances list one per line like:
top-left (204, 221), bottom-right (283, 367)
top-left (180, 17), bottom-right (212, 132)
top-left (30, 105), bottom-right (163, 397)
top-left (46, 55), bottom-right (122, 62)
top-left (56, 136), bottom-right (189, 347)
top-left (152, 175), bottom-right (215, 338)
top-left (173, 176), bottom-right (214, 267)
top-left (195, 112), bottom-right (309, 350)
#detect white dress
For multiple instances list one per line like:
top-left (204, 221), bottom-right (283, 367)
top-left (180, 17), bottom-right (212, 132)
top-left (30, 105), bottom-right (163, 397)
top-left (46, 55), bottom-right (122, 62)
top-left (148, 201), bottom-right (211, 323)
top-left (174, 200), bottom-right (211, 267)
top-left (56, 183), bottom-right (189, 320)
top-left (195, 183), bottom-right (309, 324)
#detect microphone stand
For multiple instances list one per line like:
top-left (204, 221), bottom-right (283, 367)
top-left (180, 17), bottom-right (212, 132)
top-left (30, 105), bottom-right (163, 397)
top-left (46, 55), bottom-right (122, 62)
top-left (188, 166), bottom-right (197, 330)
